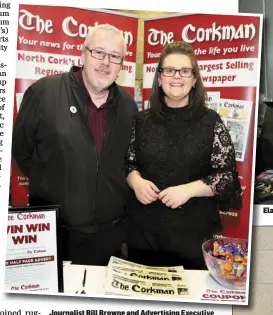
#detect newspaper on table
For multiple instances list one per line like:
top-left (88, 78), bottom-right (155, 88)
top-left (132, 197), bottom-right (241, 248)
top-left (105, 257), bottom-right (189, 298)
top-left (104, 268), bottom-right (189, 298)
top-left (108, 256), bottom-right (184, 272)
top-left (219, 98), bottom-right (252, 162)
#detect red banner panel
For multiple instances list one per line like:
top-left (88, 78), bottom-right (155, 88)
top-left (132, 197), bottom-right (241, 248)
top-left (143, 13), bottom-right (262, 239)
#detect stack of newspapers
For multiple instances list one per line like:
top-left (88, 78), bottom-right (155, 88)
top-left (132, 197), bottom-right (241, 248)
top-left (104, 257), bottom-right (190, 299)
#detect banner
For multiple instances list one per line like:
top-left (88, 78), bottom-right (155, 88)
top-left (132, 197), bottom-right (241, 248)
top-left (143, 13), bottom-right (263, 238)
top-left (11, 5), bottom-right (139, 207)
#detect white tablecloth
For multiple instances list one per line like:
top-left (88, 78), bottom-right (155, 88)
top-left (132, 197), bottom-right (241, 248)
top-left (63, 264), bottom-right (248, 305)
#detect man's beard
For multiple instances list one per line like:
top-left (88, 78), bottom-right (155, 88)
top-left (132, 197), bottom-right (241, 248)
top-left (92, 78), bottom-right (111, 89)
top-left (92, 67), bottom-right (113, 89)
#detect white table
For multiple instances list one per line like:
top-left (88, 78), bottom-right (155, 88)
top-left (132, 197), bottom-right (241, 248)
top-left (63, 264), bottom-right (248, 305)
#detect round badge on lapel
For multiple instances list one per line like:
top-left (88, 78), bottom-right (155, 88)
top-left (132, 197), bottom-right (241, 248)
top-left (70, 106), bottom-right (77, 114)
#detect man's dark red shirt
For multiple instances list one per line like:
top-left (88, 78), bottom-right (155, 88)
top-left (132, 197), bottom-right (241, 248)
top-left (74, 68), bottom-right (113, 157)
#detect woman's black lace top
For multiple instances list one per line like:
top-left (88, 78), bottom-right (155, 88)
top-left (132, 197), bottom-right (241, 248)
top-left (126, 103), bottom-right (242, 213)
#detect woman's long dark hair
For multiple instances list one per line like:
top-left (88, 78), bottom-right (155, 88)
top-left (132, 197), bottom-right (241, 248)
top-left (148, 41), bottom-right (207, 119)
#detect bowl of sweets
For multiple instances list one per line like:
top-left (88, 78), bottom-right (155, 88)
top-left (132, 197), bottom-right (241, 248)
top-left (202, 237), bottom-right (248, 289)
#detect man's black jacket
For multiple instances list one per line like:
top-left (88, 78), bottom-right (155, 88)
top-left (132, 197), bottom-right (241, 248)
top-left (12, 66), bottom-right (138, 229)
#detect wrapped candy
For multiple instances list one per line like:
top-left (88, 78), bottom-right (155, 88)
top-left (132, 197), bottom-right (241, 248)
top-left (212, 240), bottom-right (248, 263)
top-left (204, 238), bottom-right (248, 289)
top-left (212, 239), bottom-right (248, 284)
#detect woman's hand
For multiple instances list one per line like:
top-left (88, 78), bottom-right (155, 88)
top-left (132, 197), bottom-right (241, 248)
top-left (158, 185), bottom-right (193, 209)
top-left (132, 177), bottom-right (160, 205)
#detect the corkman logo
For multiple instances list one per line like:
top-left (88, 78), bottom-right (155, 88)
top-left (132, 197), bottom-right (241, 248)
top-left (147, 22), bottom-right (256, 46)
top-left (18, 9), bottom-right (134, 46)
top-left (182, 22), bottom-right (256, 43)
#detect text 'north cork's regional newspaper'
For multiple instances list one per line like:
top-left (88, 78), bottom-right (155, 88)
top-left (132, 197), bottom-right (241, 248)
top-left (105, 257), bottom-right (189, 298)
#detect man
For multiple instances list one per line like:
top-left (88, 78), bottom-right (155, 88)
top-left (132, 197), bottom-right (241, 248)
top-left (12, 24), bottom-right (138, 266)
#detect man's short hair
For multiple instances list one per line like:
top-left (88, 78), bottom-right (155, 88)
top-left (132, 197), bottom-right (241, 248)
top-left (82, 24), bottom-right (127, 56)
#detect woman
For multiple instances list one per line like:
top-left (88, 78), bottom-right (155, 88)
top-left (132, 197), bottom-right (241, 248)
top-left (125, 42), bottom-right (242, 270)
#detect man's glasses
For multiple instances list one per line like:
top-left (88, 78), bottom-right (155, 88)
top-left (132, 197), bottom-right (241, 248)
top-left (159, 67), bottom-right (195, 78)
top-left (86, 48), bottom-right (123, 64)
